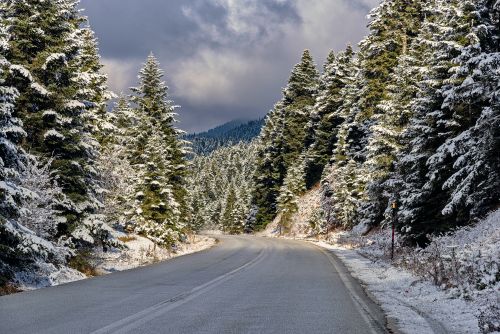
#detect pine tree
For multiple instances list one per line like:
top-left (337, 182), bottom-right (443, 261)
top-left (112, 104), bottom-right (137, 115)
top-left (130, 54), bottom-right (189, 225)
top-left (188, 142), bottom-right (257, 233)
top-left (76, 27), bottom-right (115, 146)
top-left (395, 0), bottom-right (480, 240)
top-left (220, 184), bottom-right (237, 233)
top-left (360, 21), bottom-right (425, 228)
top-left (431, 0), bottom-right (500, 225)
top-left (128, 54), bottom-right (189, 245)
top-left (1, 13), bottom-right (70, 284)
top-left (305, 46), bottom-right (355, 187)
top-left (252, 104), bottom-right (286, 228)
top-left (0, 18), bottom-right (26, 221)
top-left (131, 124), bottom-right (182, 246)
top-left (252, 50), bottom-right (319, 230)
top-left (3, 0), bottom-right (105, 235)
top-left (281, 50), bottom-right (319, 168)
top-left (356, 0), bottom-right (423, 122)
top-left (276, 160), bottom-right (306, 234)
top-left (320, 51), bottom-right (367, 229)
top-left (97, 96), bottom-right (137, 228)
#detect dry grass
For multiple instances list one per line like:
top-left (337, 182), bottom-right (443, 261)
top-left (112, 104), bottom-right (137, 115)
top-left (68, 251), bottom-right (100, 277)
top-left (118, 235), bottom-right (137, 243)
top-left (0, 284), bottom-right (21, 296)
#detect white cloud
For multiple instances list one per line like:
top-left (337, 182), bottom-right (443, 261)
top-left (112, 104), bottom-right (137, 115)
top-left (171, 48), bottom-right (277, 107)
top-left (101, 58), bottom-right (139, 95)
top-left (174, 0), bottom-right (380, 108)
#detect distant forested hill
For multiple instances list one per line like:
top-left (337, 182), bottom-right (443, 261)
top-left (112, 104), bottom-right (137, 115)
top-left (185, 119), bottom-right (264, 156)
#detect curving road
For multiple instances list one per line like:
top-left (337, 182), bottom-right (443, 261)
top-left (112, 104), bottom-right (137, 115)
top-left (0, 235), bottom-right (388, 334)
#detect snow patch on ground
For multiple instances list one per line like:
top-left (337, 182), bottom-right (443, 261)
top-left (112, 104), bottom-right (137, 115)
top-left (14, 264), bottom-right (86, 291)
top-left (93, 233), bottom-right (216, 274)
top-left (316, 241), bottom-right (480, 334)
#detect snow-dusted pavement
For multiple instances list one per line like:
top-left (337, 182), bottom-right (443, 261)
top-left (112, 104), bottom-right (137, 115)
top-left (0, 235), bottom-right (388, 334)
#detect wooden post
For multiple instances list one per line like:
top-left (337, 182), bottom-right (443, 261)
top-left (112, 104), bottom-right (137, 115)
top-left (391, 201), bottom-right (398, 260)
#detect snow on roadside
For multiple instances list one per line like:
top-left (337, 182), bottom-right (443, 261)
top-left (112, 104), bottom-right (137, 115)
top-left (12, 232), bottom-right (216, 291)
top-left (316, 240), bottom-right (480, 334)
top-left (15, 264), bottom-right (86, 291)
top-left (93, 233), bottom-right (216, 274)
top-left (312, 209), bottom-right (500, 334)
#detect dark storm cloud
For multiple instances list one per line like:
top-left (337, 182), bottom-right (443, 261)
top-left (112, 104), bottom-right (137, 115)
top-left (80, 0), bottom-right (380, 132)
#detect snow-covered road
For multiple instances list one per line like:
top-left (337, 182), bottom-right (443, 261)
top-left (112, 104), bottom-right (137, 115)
top-left (0, 235), bottom-right (388, 334)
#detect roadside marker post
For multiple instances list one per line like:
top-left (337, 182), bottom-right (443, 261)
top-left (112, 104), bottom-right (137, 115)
top-left (391, 201), bottom-right (397, 261)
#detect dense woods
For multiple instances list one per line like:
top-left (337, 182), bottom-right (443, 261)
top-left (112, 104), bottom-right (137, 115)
top-left (247, 0), bottom-right (499, 243)
top-left (0, 1), bottom-right (189, 285)
top-left (185, 119), bottom-right (264, 156)
top-left (193, 0), bottom-right (499, 243)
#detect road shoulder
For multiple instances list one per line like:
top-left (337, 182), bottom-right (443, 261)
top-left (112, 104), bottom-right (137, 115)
top-left (314, 241), bottom-right (479, 334)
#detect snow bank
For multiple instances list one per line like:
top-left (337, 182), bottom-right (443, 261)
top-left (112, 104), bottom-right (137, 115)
top-left (316, 241), bottom-right (480, 334)
top-left (92, 232), bottom-right (216, 274)
top-left (316, 210), bottom-right (500, 334)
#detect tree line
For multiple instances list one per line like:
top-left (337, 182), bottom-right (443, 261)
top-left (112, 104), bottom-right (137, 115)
top-left (249, 0), bottom-right (500, 243)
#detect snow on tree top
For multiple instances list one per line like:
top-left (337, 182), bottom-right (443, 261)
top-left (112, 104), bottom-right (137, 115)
top-left (9, 65), bottom-right (33, 81)
top-left (43, 129), bottom-right (65, 140)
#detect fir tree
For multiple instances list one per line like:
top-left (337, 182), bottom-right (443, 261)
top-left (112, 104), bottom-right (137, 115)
top-left (276, 160), bottom-right (306, 234)
top-left (431, 0), bottom-right (500, 225)
top-left (188, 142), bottom-right (257, 233)
top-left (130, 54), bottom-right (189, 225)
top-left (396, 0), bottom-right (481, 240)
top-left (3, 0), bottom-right (105, 234)
top-left (0, 19), bottom-right (26, 221)
top-left (129, 54), bottom-right (189, 245)
top-left (252, 50), bottom-right (319, 230)
top-left (305, 46), bottom-right (355, 187)
top-left (394, 0), bottom-right (482, 242)
top-left (97, 96), bottom-right (137, 228)
top-left (76, 28), bottom-right (115, 146)
top-left (360, 23), bottom-right (423, 228)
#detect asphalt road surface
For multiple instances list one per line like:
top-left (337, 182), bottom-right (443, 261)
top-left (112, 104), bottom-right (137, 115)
top-left (0, 235), bottom-right (388, 334)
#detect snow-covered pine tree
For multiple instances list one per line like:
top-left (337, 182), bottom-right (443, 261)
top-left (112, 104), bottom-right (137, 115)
top-left (305, 46), bottom-right (355, 188)
top-left (356, 0), bottom-right (423, 122)
top-left (131, 124), bottom-right (182, 246)
top-left (252, 50), bottom-right (319, 230)
top-left (320, 50), bottom-right (368, 229)
top-left (276, 159), bottom-right (306, 234)
top-left (281, 50), bottom-right (319, 168)
top-left (321, 0), bottom-right (423, 230)
top-left (129, 54), bottom-right (189, 245)
top-left (76, 27), bottom-right (115, 147)
top-left (431, 0), bottom-right (500, 226)
top-left (395, 0), bottom-right (479, 240)
top-left (352, 0), bottom-right (424, 228)
top-left (3, 0), bottom-right (106, 237)
top-left (0, 18), bottom-right (26, 222)
top-left (252, 103), bottom-right (286, 229)
top-left (360, 24), bottom-right (426, 228)
top-left (220, 184), bottom-right (237, 233)
top-left (1, 16), bottom-right (70, 286)
top-left (97, 96), bottom-right (137, 228)
top-left (188, 141), bottom-right (257, 233)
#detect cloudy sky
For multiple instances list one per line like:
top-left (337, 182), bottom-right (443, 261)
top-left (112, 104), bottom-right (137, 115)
top-left (80, 0), bottom-right (380, 132)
